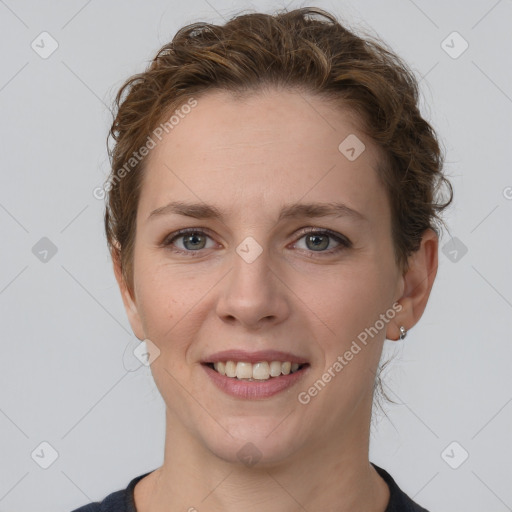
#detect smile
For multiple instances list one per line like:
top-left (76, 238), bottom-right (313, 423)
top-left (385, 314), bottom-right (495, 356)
top-left (206, 360), bottom-right (307, 381)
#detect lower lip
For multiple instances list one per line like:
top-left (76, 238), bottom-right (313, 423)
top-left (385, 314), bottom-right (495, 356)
top-left (202, 364), bottom-right (309, 399)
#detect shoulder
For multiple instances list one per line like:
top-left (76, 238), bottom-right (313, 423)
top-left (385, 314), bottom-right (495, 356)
top-left (371, 463), bottom-right (431, 512)
top-left (69, 471), bottom-right (154, 512)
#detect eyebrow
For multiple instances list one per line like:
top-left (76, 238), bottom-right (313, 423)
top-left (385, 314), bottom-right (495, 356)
top-left (147, 200), bottom-right (367, 223)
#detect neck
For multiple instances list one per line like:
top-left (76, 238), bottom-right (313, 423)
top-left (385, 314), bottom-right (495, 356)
top-left (136, 402), bottom-right (390, 512)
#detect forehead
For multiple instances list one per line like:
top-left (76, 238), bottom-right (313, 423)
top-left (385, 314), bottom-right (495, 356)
top-left (138, 89), bottom-right (388, 226)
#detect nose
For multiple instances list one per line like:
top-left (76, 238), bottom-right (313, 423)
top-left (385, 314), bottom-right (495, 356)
top-left (215, 243), bottom-right (291, 330)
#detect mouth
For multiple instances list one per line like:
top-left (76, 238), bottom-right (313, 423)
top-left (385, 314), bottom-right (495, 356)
top-left (201, 350), bottom-right (310, 398)
top-left (203, 360), bottom-right (309, 381)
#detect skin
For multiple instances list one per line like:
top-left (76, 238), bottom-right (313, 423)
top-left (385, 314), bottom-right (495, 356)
top-left (113, 88), bottom-right (438, 512)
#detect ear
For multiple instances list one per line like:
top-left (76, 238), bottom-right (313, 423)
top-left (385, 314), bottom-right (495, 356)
top-left (386, 228), bottom-right (439, 341)
top-left (111, 247), bottom-right (145, 341)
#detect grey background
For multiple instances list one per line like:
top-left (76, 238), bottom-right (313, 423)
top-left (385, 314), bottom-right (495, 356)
top-left (1, 0), bottom-right (511, 511)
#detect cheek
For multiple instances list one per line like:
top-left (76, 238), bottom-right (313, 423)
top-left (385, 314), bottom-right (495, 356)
top-left (301, 260), bottom-right (394, 348)
top-left (300, 263), bottom-right (393, 411)
top-left (133, 258), bottom-right (187, 345)
top-left (133, 254), bottom-right (219, 357)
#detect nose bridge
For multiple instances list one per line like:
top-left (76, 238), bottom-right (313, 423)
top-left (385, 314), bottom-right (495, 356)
top-left (233, 236), bottom-right (272, 288)
top-left (215, 235), bottom-right (289, 328)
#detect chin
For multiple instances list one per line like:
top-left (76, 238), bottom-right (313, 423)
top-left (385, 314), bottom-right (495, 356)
top-left (200, 417), bottom-right (307, 468)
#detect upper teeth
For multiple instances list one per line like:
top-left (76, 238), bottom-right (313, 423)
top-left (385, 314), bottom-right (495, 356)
top-left (213, 361), bottom-right (301, 380)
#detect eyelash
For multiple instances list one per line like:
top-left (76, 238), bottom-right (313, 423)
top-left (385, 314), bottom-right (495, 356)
top-left (161, 227), bottom-right (352, 257)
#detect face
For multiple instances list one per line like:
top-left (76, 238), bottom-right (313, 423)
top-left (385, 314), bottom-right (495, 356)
top-left (119, 89), bottom-right (407, 466)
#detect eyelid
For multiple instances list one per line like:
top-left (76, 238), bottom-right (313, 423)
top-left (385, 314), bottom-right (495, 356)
top-left (292, 227), bottom-right (352, 246)
top-left (162, 227), bottom-right (213, 244)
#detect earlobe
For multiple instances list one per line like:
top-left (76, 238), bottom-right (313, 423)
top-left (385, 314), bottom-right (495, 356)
top-left (386, 228), bottom-right (439, 341)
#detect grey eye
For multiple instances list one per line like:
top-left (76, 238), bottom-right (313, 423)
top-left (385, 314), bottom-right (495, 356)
top-left (305, 233), bottom-right (330, 251)
top-left (180, 233), bottom-right (208, 250)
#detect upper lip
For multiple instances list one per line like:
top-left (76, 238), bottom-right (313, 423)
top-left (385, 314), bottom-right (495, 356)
top-left (202, 349), bottom-right (308, 365)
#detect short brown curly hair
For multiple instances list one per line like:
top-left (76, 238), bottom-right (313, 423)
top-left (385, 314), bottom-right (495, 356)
top-left (104, 6), bottom-right (453, 298)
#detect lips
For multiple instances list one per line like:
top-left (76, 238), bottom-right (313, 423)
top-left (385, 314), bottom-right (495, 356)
top-left (201, 349), bottom-right (310, 399)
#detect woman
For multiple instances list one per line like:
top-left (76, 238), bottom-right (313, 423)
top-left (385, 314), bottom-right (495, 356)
top-left (72, 6), bottom-right (452, 512)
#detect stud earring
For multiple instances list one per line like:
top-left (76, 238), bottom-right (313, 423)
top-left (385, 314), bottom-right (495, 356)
top-left (399, 326), bottom-right (407, 340)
